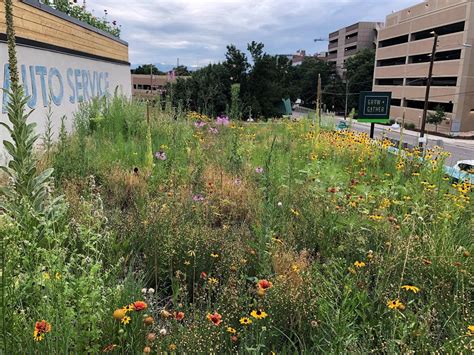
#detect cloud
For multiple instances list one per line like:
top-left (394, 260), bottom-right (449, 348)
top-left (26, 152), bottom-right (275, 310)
top-left (91, 0), bottom-right (420, 66)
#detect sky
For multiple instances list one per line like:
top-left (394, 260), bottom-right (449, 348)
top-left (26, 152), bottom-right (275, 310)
top-left (89, 0), bottom-right (421, 69)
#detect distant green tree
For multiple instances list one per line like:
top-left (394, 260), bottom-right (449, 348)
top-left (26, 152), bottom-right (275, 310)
top-left (132, 64), bottom-right (164, 75)
top-left (173, 65), bottom-right (191, 76)
top-left (427, 105), bottom-right (447, 132)
top-left (289, 57), bottom-right (339, 110)
top-left (244, 42), bottom-right (292, 118)
top-left (345, 48), bottom-right (376, 110)
top-left (172, 64), bottom-right (231, 117)
top-left (224, 44), bottom-right (249, 84)
top-left (230, 84), bottom-right (241, 120)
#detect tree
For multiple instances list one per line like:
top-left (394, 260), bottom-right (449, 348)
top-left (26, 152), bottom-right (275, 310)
top-left (427, 105), bottom-right (446, 132)
top-left (224, 45), bottom-right (249, 84)
top-left (173, 65), bottom-right (191, 76)
top-left (230, 84), bottom-right (241, 120)
top-left (244, 42), bottom-right (292, 118)
top-left (289, 57), bottom-right (339, 110)
top-left (345, 49), bottom-right (376, 111)
top-left (132, 64), bottom-right (164, 75)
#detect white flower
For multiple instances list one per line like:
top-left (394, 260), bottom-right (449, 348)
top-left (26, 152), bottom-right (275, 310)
top-left (277, 202), bottom-right (283, 207)
top-left (148, 288), bottom-right (155, 295)
top-left (141, 288), bottom-right (147, 294)
top-left (159, 328), bottom-right (167, 336)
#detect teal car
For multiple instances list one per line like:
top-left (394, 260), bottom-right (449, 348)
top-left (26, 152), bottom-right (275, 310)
top-left (443, 160), bottom-right (474, 184)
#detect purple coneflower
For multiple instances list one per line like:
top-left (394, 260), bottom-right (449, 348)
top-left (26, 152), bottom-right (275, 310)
top-left (216, 116), bottom-right (230, 126)
top-left (194, 121), bottom-right (207, 128)
top-left (155, 151), bottom-right (167, 161)
top-left (192, 194), bottom-right (205, 202)
top-left (255, 167), bottom-right (264, 174)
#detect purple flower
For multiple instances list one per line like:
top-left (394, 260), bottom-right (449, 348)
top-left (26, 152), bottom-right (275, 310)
top-left (216, 116), bottom-right (230, 126)
top-left (194, 121), bottom-right (207, 128)
top-left (192, 194), bottom-right (205, 202)
top-left (209, 127), bottom-right (219, 134)
top-left (255, 167), bottom-right (264, 174)
top-left (154, 151), bottom-right (167, 161)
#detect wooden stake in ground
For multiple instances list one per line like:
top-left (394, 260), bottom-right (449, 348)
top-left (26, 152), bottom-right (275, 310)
top-left (315, 74), bottom-right (321, 132)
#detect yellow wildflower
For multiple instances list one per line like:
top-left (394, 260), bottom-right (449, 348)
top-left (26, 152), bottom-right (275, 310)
top-left (401, 285), bottom-right (420, 293)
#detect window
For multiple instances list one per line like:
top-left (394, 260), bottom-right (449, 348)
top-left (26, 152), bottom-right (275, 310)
top-left (346, 32), bottom-right (358, 39)
top-left (137, 84), bottom-right (143, 89)
top-left (133, 84), bottom-right (137, 89)
top-left (375, 78), bottom-right (404, 86)
top-left (329, 39), bottom-right (338, 44)
top-left (379, 34), bottom-right (409, 48)
top-left (345, 45), bottom-right (357, 52)
top-left (406, 77), bottom-right (457, 87)
top-left (329, 50), bottom-right (337, 55)
top-left (391, 98), bottom-right (402, 106)
top-left (377, 56), bottom-right (406, 67)
top-left (458, 163), bottom-right (473, 172)
top-left (411, 21), bottom-right (465, 41)
top-left (405, 100), bottom-right (453, 113)
top-left (409, 49), bottom-right (461, 64)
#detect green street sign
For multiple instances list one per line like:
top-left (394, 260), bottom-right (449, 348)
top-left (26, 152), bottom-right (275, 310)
top-left (358, 91), bottom-right (392, 123)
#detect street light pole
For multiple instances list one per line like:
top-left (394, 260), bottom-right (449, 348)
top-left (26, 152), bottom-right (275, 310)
top-left (419, 32), bottom-right (438, 148)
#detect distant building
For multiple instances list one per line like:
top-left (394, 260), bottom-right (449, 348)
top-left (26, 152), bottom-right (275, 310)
top-left (327, 22), bottom-right (382, 73)
top-left (131, 74), bottom-right (188, 98)
top-left (277, 50), bottom-right (314, 66)
top-left (315, 52), bottom-right (328, 61)
top-left (373, 0), bottom-right (474, 135)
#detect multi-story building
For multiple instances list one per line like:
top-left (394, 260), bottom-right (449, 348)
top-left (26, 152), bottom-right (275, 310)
top-left (131, 74), bottom-right (183, 98)
top-left (277, 50), bottom-right (311, 66)
top-left (373, 0), bottom-right (474, 135)
top-left (327, 22), bottom-right (382, 73)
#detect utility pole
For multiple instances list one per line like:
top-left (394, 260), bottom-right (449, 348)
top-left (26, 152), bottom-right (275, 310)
top-left (419, 32), bottom-right (438, 148)
top-left (150, 63), bottom-right (153, 95)
top-left (344, 77), bottom-right (349, 120)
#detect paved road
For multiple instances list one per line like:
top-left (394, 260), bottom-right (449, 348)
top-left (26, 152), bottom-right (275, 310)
top-left (293, 111), bottom-right (474, 166)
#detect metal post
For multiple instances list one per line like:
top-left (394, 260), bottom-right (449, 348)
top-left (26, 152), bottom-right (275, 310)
top-left (370, 123), bottom-right (375, 139)
top-left (419, 33), bottom-right (438, 148)
top-left (344, 78), bottom-right (349, 120)
top-left (317, 74), bottom-right (322, 126)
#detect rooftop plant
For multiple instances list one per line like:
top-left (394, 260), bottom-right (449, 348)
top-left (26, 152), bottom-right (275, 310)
top-left (39, 0), bottom-right (121, 38)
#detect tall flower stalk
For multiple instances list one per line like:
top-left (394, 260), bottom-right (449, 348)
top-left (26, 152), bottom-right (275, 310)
top-left (0, 0), bottom-right (54, 218)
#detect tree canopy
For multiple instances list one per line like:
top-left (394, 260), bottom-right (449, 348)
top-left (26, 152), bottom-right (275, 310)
top-left (132, 64), bottom-right (164, 75)
top-left (165, 43), bottom-right (376, 119)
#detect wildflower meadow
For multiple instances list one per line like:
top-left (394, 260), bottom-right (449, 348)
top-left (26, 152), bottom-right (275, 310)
top-left (1, 92), bottom-right (472, 353)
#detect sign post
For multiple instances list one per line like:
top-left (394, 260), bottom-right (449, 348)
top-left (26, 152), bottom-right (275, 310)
top-left (357, 92), bottom-right (392, 138)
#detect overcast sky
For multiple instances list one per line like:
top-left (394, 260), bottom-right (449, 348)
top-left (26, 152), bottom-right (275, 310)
top-left (89, 0), bottom-right (420, 68)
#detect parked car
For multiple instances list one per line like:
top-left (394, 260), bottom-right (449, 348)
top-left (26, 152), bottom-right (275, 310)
top-left (444, 160), bottom-right (474, 184)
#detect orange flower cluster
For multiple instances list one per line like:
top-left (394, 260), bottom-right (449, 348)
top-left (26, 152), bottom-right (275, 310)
top-left (33, 320), bottom-right (52, 342)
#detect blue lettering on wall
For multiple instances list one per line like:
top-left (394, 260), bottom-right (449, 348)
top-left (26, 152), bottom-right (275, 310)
top-left (67, 68), bottom-right (76, 104)
top-left (48, 67), bottom-right (64, 106)
top-left (82, 70), bottom-right (90, 101)
top-left (74, 69), bottom-right (83, 103)
top-left (88, 71), bottom-right (97, 97)
top-left (105, 72), bottom-right (110, 94)
top-left (1, 64), bottom-right (111, 112)
top-left (27, 66), bottom-right (38, 109)
top-left (35, 66), bottom-right (49, 107)
top-left (2, 64), bottom-right (10, 114)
